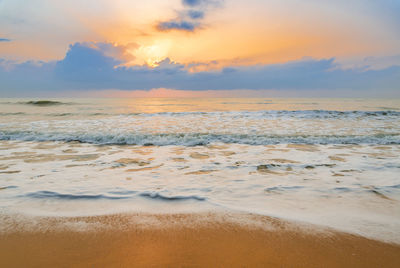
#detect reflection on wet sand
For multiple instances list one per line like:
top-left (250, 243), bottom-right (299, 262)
top-left (1, 212), bottom-right (400, 268)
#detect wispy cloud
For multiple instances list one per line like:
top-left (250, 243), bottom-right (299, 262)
top-left (157, 0), bottom-right (223, 32)
top-left (0, 38), bottom-right (11, 42)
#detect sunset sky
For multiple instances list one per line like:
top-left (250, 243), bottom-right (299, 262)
top-left (1, 0), bottom-right (399, 97)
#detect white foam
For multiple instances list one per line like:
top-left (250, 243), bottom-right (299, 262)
top-left (1, 141), bottom-right (400, 243)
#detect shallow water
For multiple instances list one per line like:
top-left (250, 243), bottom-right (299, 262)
top-left (0, 98), bottom-right (400, 243)
top-left (1, 98), bottom-right (400, 145)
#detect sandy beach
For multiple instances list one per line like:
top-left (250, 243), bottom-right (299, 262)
top-left (1, 99), bottom-right (400, 267)
top-left (2, 0), bottom-right (400, 264)
top-left (1, 212), bottom-right (400, 268)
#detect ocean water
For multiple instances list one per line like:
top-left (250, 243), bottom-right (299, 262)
top-left (1, 98), bottom-right (400, 242)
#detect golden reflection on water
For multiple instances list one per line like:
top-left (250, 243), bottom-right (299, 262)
top-left (109, 98), bottom-right (400, 114)
top-left (1, 98), bottom-right (400, 116)
top-left (0, 98), bottom-right (399, 128)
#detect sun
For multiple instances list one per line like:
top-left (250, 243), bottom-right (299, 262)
top-left (132, 40), bottom-right (172, 67)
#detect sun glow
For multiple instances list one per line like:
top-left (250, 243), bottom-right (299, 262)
top-left (133, 40), bottom-right (172, 67)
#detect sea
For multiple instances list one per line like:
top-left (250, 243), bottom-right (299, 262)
top-left (0, 98), bottom-right (400, 243)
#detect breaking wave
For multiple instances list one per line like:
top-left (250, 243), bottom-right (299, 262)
top-left (1, 130), bottom-right (399, 145)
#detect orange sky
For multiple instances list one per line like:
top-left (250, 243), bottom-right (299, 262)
top-left (1, 0), bottom-right (399, 69)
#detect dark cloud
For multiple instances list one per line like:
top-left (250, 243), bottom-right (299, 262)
top-left (157, 20), bottom-right (198, 31)
top-left (183, 0), bottom-right (222, 8)
top-left (182, 0), bottom-right (203, 7)
top-left (187, 10), bottom-right (204, 19)
top-left (157, 0), bottom-right (223, 32)
top-left (0, 38), bottom-right (11, 42)
top-left (0, 42), bottom-right (399, 95)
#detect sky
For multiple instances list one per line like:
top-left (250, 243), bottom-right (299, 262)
top-left (0, 0), bottom-right (399, 97)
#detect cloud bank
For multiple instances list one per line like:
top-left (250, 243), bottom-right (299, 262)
top-left (157, 0), bottom-right (223, 31)
top-left (0, 42), bottom-right (399, 96)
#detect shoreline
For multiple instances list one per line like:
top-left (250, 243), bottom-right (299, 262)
top-left (1, 212), bottom-right (400, 267)
top-left (1, 140), bottom-right (400, 245)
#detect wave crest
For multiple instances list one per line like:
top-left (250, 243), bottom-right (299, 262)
top-left (1, 130), bottom-right (399, 145)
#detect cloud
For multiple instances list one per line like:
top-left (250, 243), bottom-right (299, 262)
top-left (54, 43), bottom-right (122, 84)
top-left (182, 0), bottom-right (222, 8)
top-left (0, 42), bottom-right (399, 96)
top-left (187, 10), bottom-right (204, 19)
top-left (69, 41), bottom-right (137, 63)
top-left (0, 38), bottom-right (11, 42)
top-left (157, 21), bottom-right (198, 31)
top-left (157, 0), bottom-right (223, 32)
top-left (182, 0), bottom-right (203, 7)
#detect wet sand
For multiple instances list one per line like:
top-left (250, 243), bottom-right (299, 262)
top-left (1, 213), bottom-right (400, 267)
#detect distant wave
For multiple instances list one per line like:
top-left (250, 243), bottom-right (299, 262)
top-left (377, 107), bottom-right (400, 111)
top-left (220, 102), bottom-right (274, 105)
top-left (18, 100), bottom-right (74, 106)
top-left (118, 110), bottom-right (400, 118)
top-left (47, 113), bottom-right (74, 117)
top-left (1, 130), bottom-right (399, 145)
top-left (0, 112), bottom-right (26, 116)
top-left (0, 112), bottom-right (109, 117)
top-left (0, 110), bottom-right (399, 118)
